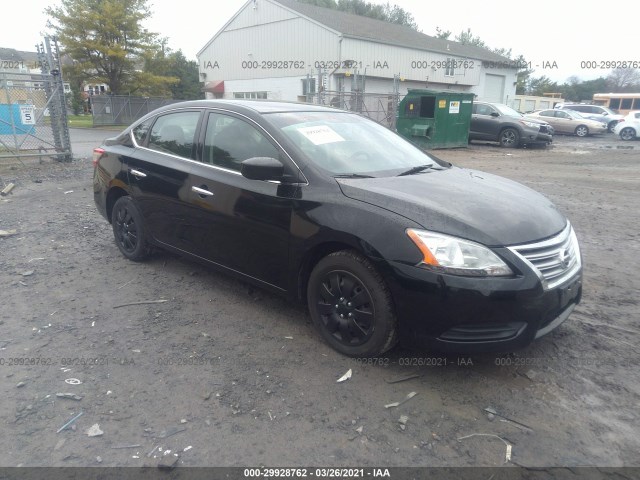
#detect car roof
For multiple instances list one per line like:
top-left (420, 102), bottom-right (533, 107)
top-left (151, 99), bottom-right (340, 115)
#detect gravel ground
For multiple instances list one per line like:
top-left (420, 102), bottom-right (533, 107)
top-left (0, 129), bottom-right (638, 470)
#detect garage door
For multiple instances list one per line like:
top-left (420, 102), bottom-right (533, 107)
top-left (484, 74), bottom-right (505, 103)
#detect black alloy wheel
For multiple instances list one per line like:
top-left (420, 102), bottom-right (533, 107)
top-left (111, 196), bottom-right (149, 261)
top-left (307, 250), bottom-right (397, 357)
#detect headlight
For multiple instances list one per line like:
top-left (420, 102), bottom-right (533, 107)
top-left (520, 120), bottom-right (540, 129)
top-left (406, 229), bottom-right (513, 277)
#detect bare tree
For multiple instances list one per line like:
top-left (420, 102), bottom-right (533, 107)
top-left (606, 69), bottom-right (640, 92)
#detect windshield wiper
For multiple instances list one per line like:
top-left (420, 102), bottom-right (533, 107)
top-left (396, 164), bottom-right (437, 176)
top-left (333, 173), bottom-right (375, 179)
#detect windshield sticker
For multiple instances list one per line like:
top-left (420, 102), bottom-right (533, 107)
top-left (297, 125), bottom-right (345, 145)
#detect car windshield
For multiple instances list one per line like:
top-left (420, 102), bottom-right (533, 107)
top-left (268, 111), bottom-right (437, 176)
top-left (494, 104), bottom-right (523, 117)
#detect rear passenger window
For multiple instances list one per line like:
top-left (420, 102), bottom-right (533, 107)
top-left (132, 118), bottom-right (153, 145)
top-left (202, 113), bottom-right (279, 171)
top-left (148, 111), bottom-right (201, 159)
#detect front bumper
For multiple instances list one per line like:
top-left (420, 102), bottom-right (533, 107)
top-left (386, 258), bottom-right (582, 353)
top-left (525, 130), bottom-right (553, 144)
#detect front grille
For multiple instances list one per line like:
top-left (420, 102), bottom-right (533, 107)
top-left (538, 124), bottom-right (554, 135)
top-left (508, 223), bottom-right (581, 290)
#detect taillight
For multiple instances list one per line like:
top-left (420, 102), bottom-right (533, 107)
top-left (92, 148), bottom-right (105, 167)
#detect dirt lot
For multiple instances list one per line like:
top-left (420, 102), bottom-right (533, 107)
top-left (0, 130), bottom-right (638, 470)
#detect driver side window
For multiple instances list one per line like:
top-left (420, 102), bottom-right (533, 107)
top-left (202, 113), bottom-right (280, 171)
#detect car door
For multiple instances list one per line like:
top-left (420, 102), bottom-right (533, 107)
top-left (552, 110), bottom-right (576, 133)
top-left (471, 103), bottom-right (500, 139)
top-left (125, 110), bottom-right (202, 249)
top-left (182, 110), bottom-right (302, 290)
top-left (534, 110), bottom-right (560, 132)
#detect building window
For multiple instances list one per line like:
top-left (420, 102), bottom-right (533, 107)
top-left (609, 98), bottom-right (621, 109)
top-left (233, 92), bottom-right (267, 99)
top-left (445, 58), bottom-right (455, 77)
top-left (351, 74), bottom-right (365, 91)
top-left (302, 78), bottom-right (316, 95)
top-left (621, 98), bottom-right (633, 110)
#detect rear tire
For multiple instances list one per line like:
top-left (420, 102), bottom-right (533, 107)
top-left (499, 128), bottom-right (519, 148)
top-left (307, 250), bottom-right (397, 357)
top-left (111, 196), bottom-right (150, 261)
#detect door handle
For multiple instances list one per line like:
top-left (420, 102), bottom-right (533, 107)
top-left (192, 186), bottom-right (214, 197)
top-left (129, 169), bottom-right (147, 178)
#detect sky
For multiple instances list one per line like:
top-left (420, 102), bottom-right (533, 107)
top-left (2, 0), bottom-right (636, 85)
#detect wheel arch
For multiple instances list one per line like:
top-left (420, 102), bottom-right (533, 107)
top-left (106, 187), bottom-right (129, 223)
top-left (296, 238), bottom-right (385, 303)
top-left (499, 125), bottom-right (522, 136)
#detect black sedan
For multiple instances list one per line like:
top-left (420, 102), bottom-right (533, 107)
top-left (93, 100), bottom-right (582, 357)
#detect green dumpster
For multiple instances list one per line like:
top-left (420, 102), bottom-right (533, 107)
top-left (396, 89), bottom-right (474, 149)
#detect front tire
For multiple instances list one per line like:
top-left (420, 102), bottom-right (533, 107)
top-left (307, 250), bottom-right (397, 357)
top-left (111, 196), bottom-right (150, 261)
top-left (575, 125), bottom-right (589, 137)
top-left (499, 128), bottom-right (519, 148)
top-left (608, 121), bottom-right (618, 133)
top-left (620, 127), bottom-right (636, 141)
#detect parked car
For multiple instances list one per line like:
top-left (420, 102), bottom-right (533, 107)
top-left (555, 104), bottom-right (623, 132)
top-left (525, 109), bottom-right (607, 136)
top-left (613, 110), bottom-right (640, 140)
top-left (93, 100), bottom-right (582, 357)
top-left (469, 102), bottom-right (554, 148)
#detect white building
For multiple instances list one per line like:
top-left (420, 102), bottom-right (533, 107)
top-left (197, 0), bottom-right (518, 103)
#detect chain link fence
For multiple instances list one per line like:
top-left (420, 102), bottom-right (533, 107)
top-left (0, 71), bottom-right (72, 163)
top-left (307, 90), bottom-right (403, 130)
top-left (90, 95), bottom-right (178, 126)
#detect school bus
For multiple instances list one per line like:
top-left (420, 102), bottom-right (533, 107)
top-left (593, 93), bottom-right (640, 115)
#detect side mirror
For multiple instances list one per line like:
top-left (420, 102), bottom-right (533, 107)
top-left (490, 112), bottom-right (499, 117)
top-left (241, 157), bottom-right (285, 181)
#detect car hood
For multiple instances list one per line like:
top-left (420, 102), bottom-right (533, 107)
top-left (336, 167), bottom-right (566, 246)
